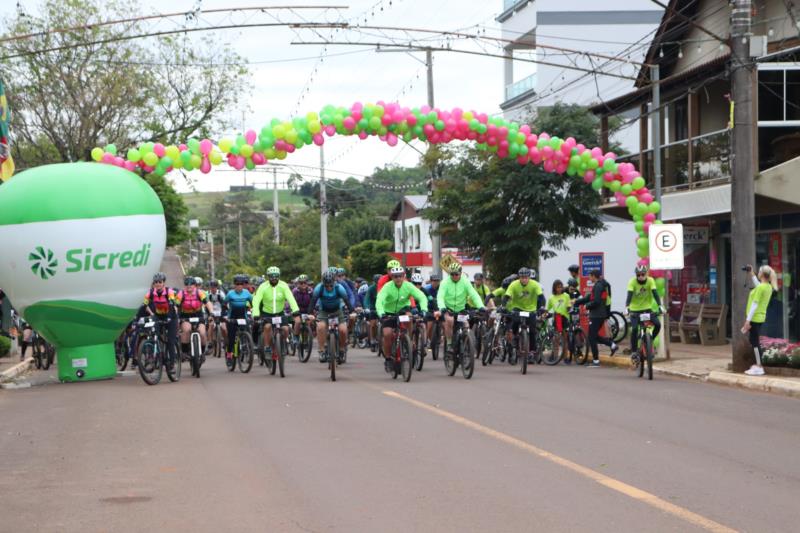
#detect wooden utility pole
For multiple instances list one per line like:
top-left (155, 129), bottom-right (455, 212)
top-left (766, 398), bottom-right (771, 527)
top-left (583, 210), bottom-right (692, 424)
top-left (426, 49), bottom-right (442, 277)
top-left (273, 167), bottom-right (280, 244)
top-left (730, 0), bottom-right (757, 372)
top-left (320, 145), bottom-right (329, 272)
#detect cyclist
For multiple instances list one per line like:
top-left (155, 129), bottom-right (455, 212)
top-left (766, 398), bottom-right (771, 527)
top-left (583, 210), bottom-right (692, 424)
top-left (376, 266), bottom-right (428, 373)
top-left (435, 263), bottom-right (485, 356)
top-left (292, 274), bottom-right (314, 346)
top-left (308, 271), bottom-right (351, 362)
top-left (378, 259), bottom-right (402, 291)
top-left (207, 279), bottom-right (227, 355)
top-left (625, 265), bottom-right (663, 359)
top-left (175, 276), bottom-right (213, 359)
top-left (473, 272), bottom-right (492, 305)
top-left (423, 273), bottom-right (442, 343)
top-left (568, 264), bottom-right (580, 287)
top-left (225, 274), bottom-right (253, 360)
top-left (572, 268), bottom-right (618, 366)
top-left (252, 266), bottom-right (300, 360)
top-left (336, 267), bottom-right (359, 331)
top-left (547, 279), bottom-right (572, 363)
top-left (143, 272), bottom-right (179, 367)
top-left (501, 268), bottom-right (545, 363)
top-left (363, 274), bottom-right (381, 351)
top-left (566, 277), bottom-right (581, 299)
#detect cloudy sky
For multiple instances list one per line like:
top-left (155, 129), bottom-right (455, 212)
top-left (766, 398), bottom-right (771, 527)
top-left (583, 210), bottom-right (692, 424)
top-left (2, 0), bottom-right (651, 192)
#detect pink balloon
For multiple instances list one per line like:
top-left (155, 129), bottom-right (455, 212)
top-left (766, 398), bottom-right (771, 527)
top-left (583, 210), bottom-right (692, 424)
top-left (643, 221), bottom-right (652, 234)
top-left (585, 170), bottom-right (596, 181)
top-left (199, 139), bottom-right (213, 155)
top-left (539, 132), bottom-right (550, 141)
top-left (252, 153), bottom-right (266, 165)
top-left (406, 114), bottom-right (417, 126)
top-left (603, 171), bottom-right (615, 182)
top-left (343, 117), bottom-right (356, 130)
top-left (245, 130), bottom-right (257, 145)
top-left (387, 134), bottom-right (398, 147)
top-left (640, 193), bottom-right (654, 204)
top-left (153, 143), bottom-right (165, 157)
top-left (358, 131), bottom-right (368, 140)
top-left (644, 213), bottom-right (656, 223)
top-left (124, 161), bottom-right (137, 172)
top-left (312, 133), bottom-right (324, 146)
top-left (520, 125), bottom-right (531, 135)
top-left (325, 125), bottom-right (336, 136)
top-left (102, 152), bottom-right (115, 164)
top-left (285, 144), bottom-right (295, 153)
top-left (114, 156), bottom-right (125, 167)
top-left (200, 158), bottom-right (211, 174)
top-left (516, 155), bottom-right (529, 165)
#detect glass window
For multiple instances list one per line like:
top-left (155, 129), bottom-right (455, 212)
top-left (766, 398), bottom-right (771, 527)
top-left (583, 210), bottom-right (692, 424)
top-left (786, 70), bottom-right (800, 121)
top-left (673, 98), bottom-right (688, 141)
top-left (758, 70), bottom-right (784, 122)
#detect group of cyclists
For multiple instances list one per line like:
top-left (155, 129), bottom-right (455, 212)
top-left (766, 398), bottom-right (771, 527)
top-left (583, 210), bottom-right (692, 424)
top-left (116, 257), bottom-right (665, 383)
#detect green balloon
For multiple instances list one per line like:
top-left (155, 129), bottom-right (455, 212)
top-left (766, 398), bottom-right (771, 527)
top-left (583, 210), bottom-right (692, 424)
top-left (637, 237), bottom-right (648, 249)
top-left (245, 158), bottom-right (255, 171)
top-left (621, 184), bottom-right (633, 196)
top-left (588, 159), bottom-right (599, 170)
top-left (126, 148), bottom-right (140, 162)
top-left (104, 144), bottom-right (117, 156)
top-left (188, 139), bottom-right (201, 154)
top-left (649, 201), bottom-right (661, 214)
top-left (637, 248), bottom-right (648, 259)
top-left (160, 156), bottom-right (173, 168)
top-left (625, 196), bottom-right (638, 208)
top-left (143, 152), bottom-right (158, 166)
top-left (591, 178), bottom-right (603, 191)
top-left (632, 177), bottom-right (646, 190)
top-left (603, 158), bottom-right (615, 170)
top-left (609, 180), bottom-right (621, 192)
top-left (634, 221), bottom-right (644, 232)
top-left (655, 277), bottom-right (666, 291)
top-left (635, 202), bottom-right (649, 217)
top-left (369, 116), bottom-right (381, 130)
top-left (91, 147), bottom-right (104, 162)
top-left (434, 120), bottom-right (445, 131)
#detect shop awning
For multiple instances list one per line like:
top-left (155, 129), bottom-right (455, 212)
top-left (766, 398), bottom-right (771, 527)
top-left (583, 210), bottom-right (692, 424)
top-left (662, 185), bottom-right (730, 221)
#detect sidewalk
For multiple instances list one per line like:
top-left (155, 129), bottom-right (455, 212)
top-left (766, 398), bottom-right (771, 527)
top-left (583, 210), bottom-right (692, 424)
top-left (599, 341), bottom-right (800, 399)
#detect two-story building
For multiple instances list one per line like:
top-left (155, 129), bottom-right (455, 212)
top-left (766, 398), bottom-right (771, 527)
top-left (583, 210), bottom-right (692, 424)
top-left (590, 0), bottom-right (800, 341)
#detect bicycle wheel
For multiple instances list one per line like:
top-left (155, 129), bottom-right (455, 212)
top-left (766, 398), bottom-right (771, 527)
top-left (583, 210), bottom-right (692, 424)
top-left (191, 333), bottom-right (202, 378)
top-left (520, 329), bottom-right (529, 375)
top-left (40, 340), bottom-right (52, 370)
top-left (461, 331), bottom-right (475, 380)
top-left (483, 328), bottom-right (494, 366)
top-left (278, 334), bottom-right (286, 378)
top-left (609, 311), bottom-right (628, 343)
top-left (572, 329), bottom-right (588, 365)
top-left (644, 333), bottom-right (654, 380)
top-left (414, 326), bottom-right (425, 371)
top-left (298, 326), bottom-right (311, 363)
top-left (444, 337), bottom-right (457, 376)
top-left (137, 339), bottom-right (162, 385)
top-left (430, 323), bottom-right (440, 361)
top-left (543, 327), bottom-right (564, 366)
top-left (45, 344), bottom-right (55, 370)
top-left (508, 336), bottom-right (518, 366)
top-left (166, 340), bottom-right (181, 382)
top-left (328, 331), bottom-right (338, 382)
top-left (400, 335), bottom-right (413, 382)
top-left (238, 331), bottom-right (254, 373)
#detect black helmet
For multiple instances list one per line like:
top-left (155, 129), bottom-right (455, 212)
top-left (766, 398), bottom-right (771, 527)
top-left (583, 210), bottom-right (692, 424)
top-left (184, 276), bottom-right (197, 286)
top-left (233, 274), bottom-right (249, 285)
top-left (474, 272), bottom-right (484, 280)
top-left (322, 271), bottom-right (336, 285)
top-left (635, 264), bottom-right (649, 275)
top-left (372, 274), bottom-right (381, 283)
top-left (567, 278), bottom-right (578, 288)
top-left (153, 272), bottom-right (166, 283)
top-left (209, 279), bottom-right (219, 287)
top-left (518, 267), bottom-right (532, 278)
top-left (430, 274), bottom-right (442, 282)
top-left (568, 264), bottom-right (579, 274)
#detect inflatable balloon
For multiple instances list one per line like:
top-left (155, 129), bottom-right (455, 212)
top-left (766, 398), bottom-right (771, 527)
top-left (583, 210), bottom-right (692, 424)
top-left (0, 163), bottom-right (166, 382)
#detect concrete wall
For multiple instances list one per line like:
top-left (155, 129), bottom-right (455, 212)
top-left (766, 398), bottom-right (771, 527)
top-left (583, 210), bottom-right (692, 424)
top-left (394, 216), bottom-right (432, 253)
top-left (539, 218), bottom-right (638, 310)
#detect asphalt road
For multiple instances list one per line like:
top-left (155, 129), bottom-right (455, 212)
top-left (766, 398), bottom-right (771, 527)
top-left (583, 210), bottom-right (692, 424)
top-left (1, 348), bottom-right (799, 533)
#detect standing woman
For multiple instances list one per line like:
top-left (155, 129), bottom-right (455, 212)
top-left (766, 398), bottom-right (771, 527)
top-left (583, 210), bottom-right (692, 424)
top-left (741, 264), bottom-right (778, 376)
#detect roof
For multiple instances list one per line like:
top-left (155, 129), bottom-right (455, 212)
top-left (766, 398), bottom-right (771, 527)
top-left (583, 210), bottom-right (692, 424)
top-left (389, 195), bottom-right (429, 221)
top-left (406, 195), bottom-right (429, 211)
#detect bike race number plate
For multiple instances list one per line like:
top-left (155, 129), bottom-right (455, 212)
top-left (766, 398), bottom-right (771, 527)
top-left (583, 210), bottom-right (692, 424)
top-left (189, 317), bottom-right (200, 323)
top-left (490, 311), bottom-right (498, 319)
top-left (329, 317), bottom-right (339, 326)
top-left (399, 315), bottom-right (410, 323)
top-left (457, 314), bottom-right (469, 323)
top-left (519, 311), bottom-right (530, 318)
top-left (301, 314), bottom-right (309, 320)
top-left (640, 313), bottom-right (651, 321)
top-left (145, 320), bottom-right (155, 328)
top-left (236, 318), bottom-right (247, 326)
top-left (271, 316), bottom-right (283, 325)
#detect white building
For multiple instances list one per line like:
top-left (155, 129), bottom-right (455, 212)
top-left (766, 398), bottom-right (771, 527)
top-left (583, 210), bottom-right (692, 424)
top-left (497, 0), bottom-right (663, 153)
top-left (389, 195), bottom-right (484, 281)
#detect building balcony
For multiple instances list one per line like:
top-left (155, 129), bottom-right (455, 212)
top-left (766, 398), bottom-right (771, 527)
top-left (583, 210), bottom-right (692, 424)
top-left (500, 73), bottom-right (537, 116)
top-left (497, 0), bottom-right (534, 23)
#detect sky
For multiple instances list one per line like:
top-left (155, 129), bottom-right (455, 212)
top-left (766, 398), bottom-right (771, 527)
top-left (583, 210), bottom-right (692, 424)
top-left (1, 0), bottom-right (654, 193)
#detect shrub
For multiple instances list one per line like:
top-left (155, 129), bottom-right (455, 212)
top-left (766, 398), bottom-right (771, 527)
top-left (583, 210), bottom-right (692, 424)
top-left (0, 335), bottom-right (10, 358)
top-left (788, 354), bottom-right (800, 370)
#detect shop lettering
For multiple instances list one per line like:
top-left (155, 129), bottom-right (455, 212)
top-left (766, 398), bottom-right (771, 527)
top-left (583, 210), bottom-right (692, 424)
top-left (65, 243), bottom-right (152, 273)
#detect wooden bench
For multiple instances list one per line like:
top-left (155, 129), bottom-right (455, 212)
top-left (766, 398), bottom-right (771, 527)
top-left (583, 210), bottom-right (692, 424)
top-left (698, 303), bottom-right (727, 345)
top-left (678, 302), bottom-right (702, 343)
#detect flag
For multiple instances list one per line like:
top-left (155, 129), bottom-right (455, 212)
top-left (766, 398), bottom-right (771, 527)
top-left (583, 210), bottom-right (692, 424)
top-left (0, 79), bottom-right (15, 182)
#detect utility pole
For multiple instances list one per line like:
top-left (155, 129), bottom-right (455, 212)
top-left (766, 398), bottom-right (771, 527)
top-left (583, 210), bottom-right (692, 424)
top-left (238, 210), bottom-right (244, 260)
top-left (400, 194), bottom-right (407, 267)
top-left (273, 167), bottom-right (280, 244)
top-left (209, 229), bottom-right (215, 281)
top-left (320, 145), bottom-right (329, 272)
top-left (651, 64), bottom-right (662, 205)
top-left (426, 48), bottom-right (442, 277)
top-left (730, 0), bottom-right (756, 372)
top-left (222, 224), bottom-right (227, 265)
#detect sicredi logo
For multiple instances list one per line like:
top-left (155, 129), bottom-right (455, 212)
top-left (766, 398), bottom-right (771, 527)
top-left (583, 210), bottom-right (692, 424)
top-left (29, 243), bottom-right (153, 279)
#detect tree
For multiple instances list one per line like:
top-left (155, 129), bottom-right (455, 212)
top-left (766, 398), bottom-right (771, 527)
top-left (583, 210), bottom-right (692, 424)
top-left (427, 104), bottom-right (613, 279)
top-left (145, 173), bottom-right (188, 246)
top-left (348, 240), bottom-right (392, 279)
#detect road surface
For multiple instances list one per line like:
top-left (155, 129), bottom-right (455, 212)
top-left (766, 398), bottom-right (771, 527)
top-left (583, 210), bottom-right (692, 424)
top-left (1, 349), bottom-right (798, 532)
top-left (159, 248), bottom-right (185, 288)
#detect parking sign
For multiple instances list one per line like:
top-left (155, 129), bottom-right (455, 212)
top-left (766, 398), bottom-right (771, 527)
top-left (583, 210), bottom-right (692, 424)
top-left (649, 224), bottom-right (684, 270)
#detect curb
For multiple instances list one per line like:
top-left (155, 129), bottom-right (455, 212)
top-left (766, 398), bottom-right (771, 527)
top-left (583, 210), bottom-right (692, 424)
top-left (707, 371), bottom-right (800, 399)
top-left (0, 357), bottom-right (35, 384)
top-left (599, 354), bottom-right (667, 369)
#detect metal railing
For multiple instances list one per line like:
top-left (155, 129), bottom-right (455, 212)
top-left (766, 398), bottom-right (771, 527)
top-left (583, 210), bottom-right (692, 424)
top-left (505, 73), bottom-right (537, 102)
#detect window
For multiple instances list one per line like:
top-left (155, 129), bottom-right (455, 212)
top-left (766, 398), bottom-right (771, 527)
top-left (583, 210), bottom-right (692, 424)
top-left (673, 98), bottom-right (688, 141)
top-left (787, 70), bottom-right (800, 121)
top-left (415, 225), bottom-right (421, 249)
top-left (759, 70), bottom-right (784, 122)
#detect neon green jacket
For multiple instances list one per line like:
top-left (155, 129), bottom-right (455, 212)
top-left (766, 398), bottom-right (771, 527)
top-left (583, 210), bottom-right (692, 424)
top-left (376, 280), bottom-right (428, 316)
top-left (252, 280), bottom-right (299, 316)
top-left (437, 275), bottom-right (484, 313)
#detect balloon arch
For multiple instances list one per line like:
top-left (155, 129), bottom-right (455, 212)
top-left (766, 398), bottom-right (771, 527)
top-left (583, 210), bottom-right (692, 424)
top-left (91, 101), bottom-right (666, 292)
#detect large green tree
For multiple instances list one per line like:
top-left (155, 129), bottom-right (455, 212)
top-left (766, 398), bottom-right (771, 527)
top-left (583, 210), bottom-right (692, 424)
top-left (427, 104), bottom-right (615, 280)
top-left (348, 239), bottom-right (392, 279)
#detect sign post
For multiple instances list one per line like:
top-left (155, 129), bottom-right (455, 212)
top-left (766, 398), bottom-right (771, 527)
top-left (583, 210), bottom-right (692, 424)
top-left (649, 224), bottom-right (684, 360)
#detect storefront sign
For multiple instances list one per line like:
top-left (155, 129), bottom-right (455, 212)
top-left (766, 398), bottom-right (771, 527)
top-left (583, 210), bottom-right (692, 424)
top-left (769, 232), bottom-right (783, 288)
top-left (684, 226), bottom-right (708, 244)
top-left (578, 253), bottom-right (604, 333)
top-left (649, 224), bottom-right (685, 270)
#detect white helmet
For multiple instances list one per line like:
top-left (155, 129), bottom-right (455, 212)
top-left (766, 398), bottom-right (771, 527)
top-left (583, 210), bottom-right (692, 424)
top-left (390, 266), bottom-right (405, 276)
top-left (411, 273), bottom-right (424, 284)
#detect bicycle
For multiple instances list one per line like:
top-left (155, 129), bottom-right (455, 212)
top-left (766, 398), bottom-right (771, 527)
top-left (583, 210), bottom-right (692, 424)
top-left (259, 315), bottom-right (288, 378)
top-left (297, 314), bottom-right (314, 363)
top-left (30, 329), bottom-right (55, 371)
top-left (470, 310), bottom-right (488, 365)
top-left (323, 314), bottom-right (345, 382)
top-left (567, 307), bottom-right (588, 365)
top-left (137, 317), bottom-right (179, 385)
top-left (117, 319), bottom-right (143, 371)
top-left (629, 310), bottom-right (659, 380)
top-left (352, 311), bottom-right (370, 349)
top-left (442, 310), bottom-right (476, 379)
top-left (411, 312), bottom-right (427, 371)
top-left (504, 309), bottom-right (535, 375)
top-left (537, 313), bottom-right (564, 366)
top-left (183, 317), bottom-right (205, 378)
top-left (484, 310), bottom-right (510, 365)
top-left (429, 314), bottom-right (443, 361)
top-left (384, 313), bottom-right (413, 382)
top-left (209, 315), bottom-right (225, 358)
top-left (608, 310), bottom-right (629, 344)
top-left (229, 317), bottom-right (255, 373)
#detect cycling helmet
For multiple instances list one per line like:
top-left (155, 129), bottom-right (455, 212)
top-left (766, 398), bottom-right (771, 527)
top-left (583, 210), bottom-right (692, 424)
top-left (234, 274), bottom-right (249, 285)
top-left (252, 276), bottom-right (265, 286)
top-left (390, 266), bottom-right (405, 277)
top-left (387, 259), bottom-right (401, 269)
top-left (337, 267), bottom-right (346, 275)
top-left (411, 273), bottom-right (424, 284)
top-left (567, 278), bottom-right (578, 287)
top-left (635, 264), bottom-right (649, 275)
top-left (530, 268), bottom-right (538, 280)
top-left (297, 274), bottom-right (309, 282)
top-left (355, 277), bottom-right (364, 284)
top-left (153, 272), bottom-right (167, 283)
top-left (568, 264), bottom-right (579, 274)
top-left (429, 274), bottom-right (442, 282)
top-left (322, 271), bottom-right (336, 285)
top-left (184, 276), bottom-right (197, 286)
top-left (327, 266), bottom-right (338, 274)
top-left (448, 263), bottom-right (463, 274)
top-left (372, 274), bottom-right (381, 283)
top-left (474, 272), bottom-right (484, 280)
top-left (266, 266), bottom-right (280, 279)
top-left (194, 276), bottom-right (203, 285)
top-left (209, 279), bottom-right (219, 287)
top-left (518, 267), bottom-right (532, 278)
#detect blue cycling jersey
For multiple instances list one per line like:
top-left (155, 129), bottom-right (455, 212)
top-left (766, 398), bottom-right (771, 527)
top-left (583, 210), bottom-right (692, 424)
top-left (310, 283), bottom-right (350, 312)
top-left (225, 289), bottom-right (252, 318)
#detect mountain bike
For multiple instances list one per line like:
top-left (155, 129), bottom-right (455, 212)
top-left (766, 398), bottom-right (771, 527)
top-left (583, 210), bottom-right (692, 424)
top-left (229, 317), bottom-right (254, 373)
top-left (608, 310), bottom-right (628, 343)
top-left (259, 315), bottom-right (288, 378)
top-left (442, 310), bottom-right (476, 379)
top-left (352, 311), bottom-right (370, 349)
top-left (567, 307), bottom-right (588, 365)
top-left (183, 317), bottom-right (205, 378)
top-left (411, 312), bottom-right (427, 371)
top-left (137, 317), bottom-right (179, 385)
top-left (209, 315), bottom-right (225, 358)
top-left (429, 313), bottom-right (443, 361)
top-left (629, 310), bottom-right (659, 380)
top-left (297, 314), bottom-right (314, 363)
top-left (31, 329), bottom-right (54, 371)
top-left (539, 313), bottom-right (567, 366)
top-left (470, 310), bottom-right (488, 365)
top-left (484, 310), bottom-right (510, 365)
top-left (384, 313), bottom-right (413, 382)
top-left (325, 315), bottom-right (344, 382)
top-left (507, 309), bottom-right (535, 375)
